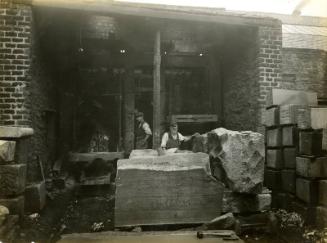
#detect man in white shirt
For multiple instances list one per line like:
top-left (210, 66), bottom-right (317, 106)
top-left (135, 111), bottom-right (152, 149)
top-left (161, 121), bottom-right (190, 150)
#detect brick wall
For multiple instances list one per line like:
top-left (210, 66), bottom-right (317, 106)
top-left (222, 22), bottom-right (283, 132)
top-left (0, 1), bottom-right (32, 127)
top-left (222, 38), bottom-right (260, 131)
top-left (281, 48), bottom-right (327, 99)
top-left (256, 24), bottom-right (283, 132)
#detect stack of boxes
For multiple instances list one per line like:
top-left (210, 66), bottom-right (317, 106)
top-left (264, 89), bottom-right (327, 227)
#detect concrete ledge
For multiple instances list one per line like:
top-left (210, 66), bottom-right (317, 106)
top-left (0, 126), bottom-right (34, 139)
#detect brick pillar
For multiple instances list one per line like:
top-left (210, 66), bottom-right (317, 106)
top-left (0, 0), bottom-right (33, 127)
top-left (256, 23), bottom-right (283, 132)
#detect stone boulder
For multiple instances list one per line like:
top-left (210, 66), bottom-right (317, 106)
top-left (0, 205), bottom-right (9, 225)
top-left (0, 140), bottom-right (16, 163)
top-left (207, 128), bottom-right (265, 194)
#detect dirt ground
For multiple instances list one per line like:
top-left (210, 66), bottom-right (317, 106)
top-left (13, 181), bottom-right (322, 243)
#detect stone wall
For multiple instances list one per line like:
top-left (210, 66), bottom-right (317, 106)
top-left (281, 48), bottom-right (327, 99)
top-left (0, 0), bottom-right (33, 127)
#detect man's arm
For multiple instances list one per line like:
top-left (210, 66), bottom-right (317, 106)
top-left (161, 133), bottom-right (168, 149)
top-left (142, 123), bottom-right (152, 142)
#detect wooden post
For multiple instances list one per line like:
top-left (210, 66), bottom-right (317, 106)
top-left (123, 65), bottom-right (135, 154)
top-left (153, 30), bottom-right (161, 148)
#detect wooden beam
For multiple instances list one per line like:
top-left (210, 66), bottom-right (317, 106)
top-left (153, 30), bottom-right (161, 148)
top-left (123, 63), bottom-right (135, 154)
top-left (30, 0), bottom-right (279, 27)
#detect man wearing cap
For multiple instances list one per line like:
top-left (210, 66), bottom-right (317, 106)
top-left (135, 111), bottom-right (152, 149)
top-left (160, 121), bottom-right (190, 150)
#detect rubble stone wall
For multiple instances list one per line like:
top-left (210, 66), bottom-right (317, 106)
top-left (0, 1), bottom-right (33, 127)
top-left (281, 48), bottom-right (327, 99)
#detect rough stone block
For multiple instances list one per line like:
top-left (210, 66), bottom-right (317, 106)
top-left (207, 128), bottom-right (265, 193)
top-left (282, 125), bottom-right (298, 146)
top-left (299, 130), bottom-right (323, 156)
top-left (296, 156), bottom-right (327, 178)
top-left (264, 106), bottom-right (279, 127)
top-left (281, 169), bottom-right (296, 193)
top-left (296, 178), bottom-right (318, 205)
top-left (297, 107), bottom-right (327, 130)
top-left (264, 169), bottom-right (281, 191)
top-left (25, 181), bottom-right (46, 213)
top-left (0, 126), bottom-right (33, 138)
top-left (0, 196), bottom-right (24, 217)
top-left (318, 180), bottom-right (327, 207)
top-left (0, 164), bottom-right (26, 196)
top-left (222, 189), bottom-right (271, 213)
top-left (266, 128), bottom-right (282, 147)
top-left (280, 104), bottom-right (306, 125)
top-left (316, 206), bottom-right (327, 228)
top-left (266, 149), bottom-right (283, 169)
top-left (0, 140), bottom-right (16, 163)
top-left (283, 147), bottom-right (296, 169)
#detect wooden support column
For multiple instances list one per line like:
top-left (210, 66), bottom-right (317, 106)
top-left (153, 30), bottom-right (161, 148)
top-left (123, 64), bottom-right (135, 154)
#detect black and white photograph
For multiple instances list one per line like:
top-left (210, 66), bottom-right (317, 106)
top-left (0, 0), bottom-right (326, 242)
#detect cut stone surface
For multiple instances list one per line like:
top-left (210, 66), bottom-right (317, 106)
top-left (0, 140), bottom-right (16, 163)
top-left (279, 104), bottom-right (306, 125)
top-left (115, 153), bottom-right (224, 227)
top-left (296, 156), bottom-right (327, 178)
top-left (282, 126), bottom-right (297, 146)
top-left (25, 181), bottom-right (46, 213)
top-left (222, 189), bottom-right (271, 213)
top-left (264, 169), bottom-right (281, 191)
top-left (283, 148), bottom-right (296, 169)
top-left (318, 180), bottom-right (327, 207)
top-left (267, 89), bottom-right (317, 107)
top-left (207, 128), bottom-right (265, 193)
top-left (299, 130), bottom-right (323, 156)
top-left (0, 196), bottom-right (24, 217)
top-left (297, 107), bottom-right (327, 130)
top-left (129, 149), bottom-right (158, 158)
top-left (296, 178), bottom-right (318, 205)
top-left (266, 128), bottom-right (282, 147)
top-left (266, 149), bottom-right (283, 169)
top-left (281, 169), bottom-right (296, 193)
top-left (0, 164), bottom-right (26, 196)
top-left (264, 107), bottom-right (279, 127)
top-left (0, 126), bottom-right (34, 138)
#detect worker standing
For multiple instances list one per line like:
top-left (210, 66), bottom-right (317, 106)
top-left (135, 111), bottom-right (152, 149)
top-left (161, 120), bottom-right (191, 150)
